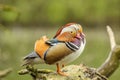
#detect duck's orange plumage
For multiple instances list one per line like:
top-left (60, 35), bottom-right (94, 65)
top-left (34, 36), bottom-right (50, 59)
top-left (23, 23), bottom-right (86, 76)
top-left (56, 32), bottom-right (75, 42)
top-left (54, 23), bottom-right (76, 38)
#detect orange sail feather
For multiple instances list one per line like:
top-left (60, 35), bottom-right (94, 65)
top-left (34, 36), bottom-right (50, 59)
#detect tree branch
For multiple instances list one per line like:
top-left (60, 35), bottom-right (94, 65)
top-left (97, 26), bottom-right (120, 77)
top-left (106, 26), bottom-right (116, 49)
top-left (0, 68), bottom-right (12, 78)
top-left (18, 64), bottom-right (107, 80)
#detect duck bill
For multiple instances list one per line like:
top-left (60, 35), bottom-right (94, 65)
top-left (75, 32), bottom-right (85, 40)
top-left (75, 33), bottom-right (81, 39)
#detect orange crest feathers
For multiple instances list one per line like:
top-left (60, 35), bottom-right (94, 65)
top-left (34, 36), bottom-right (50, 59)
top-left (54, 23), bottom-right (76, 38)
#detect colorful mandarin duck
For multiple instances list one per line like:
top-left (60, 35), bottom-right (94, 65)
top-left (23, 23), bottom-right (86, 76)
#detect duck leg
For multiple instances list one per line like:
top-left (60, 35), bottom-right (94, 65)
top-left (56, 63), bottom-right (67, 76)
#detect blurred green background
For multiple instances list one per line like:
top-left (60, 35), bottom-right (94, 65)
top-left (0, 0), bottom-right (120, 80)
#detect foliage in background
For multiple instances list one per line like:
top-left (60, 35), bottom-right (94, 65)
top-left (0, 4), bottom-right (19, 24)
top-left (0, 0), bottom-right (120, 27)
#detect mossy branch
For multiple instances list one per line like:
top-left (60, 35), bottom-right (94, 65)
top-left (18, 26), bottom-right (119, 80)
top-left (18, 64), bottom-right (107, 80)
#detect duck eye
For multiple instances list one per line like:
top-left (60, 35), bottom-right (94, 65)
top-left (70, 31), bottom-right (76, 36)
top-left (70, 31), bottom-right (74, 34)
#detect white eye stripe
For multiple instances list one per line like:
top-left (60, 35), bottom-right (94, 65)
top-left (61, 27), bottom-right (74, 34)
top-left (60, 24), bottom-right (81, 34)
top-left (70, 24), bottom-right (81, 31)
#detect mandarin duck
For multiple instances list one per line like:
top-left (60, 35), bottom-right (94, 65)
top-left (23, 23), bottom-right (86, 76)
